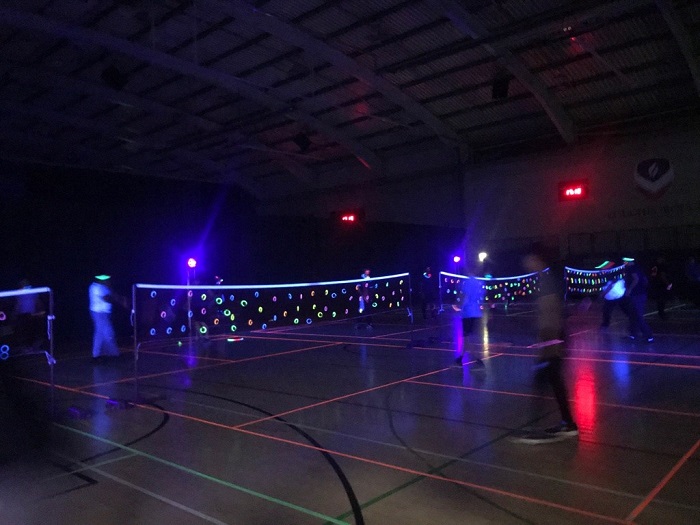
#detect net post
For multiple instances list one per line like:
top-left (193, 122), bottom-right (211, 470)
top-left (406, 272), bottom-right (415, 348)
top-left (48, 288), bottom-right (56, 420)
top-left (131, 284), bottom-right (140, 403)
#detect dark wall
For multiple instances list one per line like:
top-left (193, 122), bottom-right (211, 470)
top-left (1, 165), bottom-right (463, 345)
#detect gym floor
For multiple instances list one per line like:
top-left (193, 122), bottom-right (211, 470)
top-left (2, 301), bottom-right (699, 525)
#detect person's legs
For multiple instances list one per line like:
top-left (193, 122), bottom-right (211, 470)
top-left (102, 315), bottom-right (119, 355)
top-left (467, 317), bottom-right (484, 368)
top-left (545, 357), bottom-right (575, 427)
top-left (621, 296), bottom-right (639, 337)
top-left (656, 293), bottom-right (667, 320)
top-left (92, 312), bottom-right (119, 358)
top-left (601, 299), bottom-right (614, 327)
top-left (632, 294), bottom-right (653, 339)
top-left (517, 358), bottom-right (577, 443)
top-left (455, 317), bottom-right (475, 365)
top-left (91, 311), bottom-right (103, 358)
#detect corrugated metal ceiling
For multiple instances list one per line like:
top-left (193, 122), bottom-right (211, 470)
top-left (0, 0), bottom-right (698, 200)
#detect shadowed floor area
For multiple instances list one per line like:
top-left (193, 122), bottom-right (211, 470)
top-left (2, 301), bottom-right (699, 524)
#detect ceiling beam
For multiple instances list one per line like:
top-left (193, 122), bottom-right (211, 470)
top-left (6, 68), bottom-right (314, 184)
top-left (654, 0), bottom-right (700, 97)
top-left (0, 7), bottom-right (380, 173)
top-left (386, 0), bottom-right (650, 75)
top-left (8, 68), bottom-right (219, 132)
top-left (0, 99), bottom-right (261, 194)
top-left (433, 0), bottom-right (575, 144)
top-left (210, 0), bottom-right (460, 147)
top-left (0, 127), bottom-right (154, 174)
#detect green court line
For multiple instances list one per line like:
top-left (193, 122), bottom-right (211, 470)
top-left (54, 424), bottom-right (349, 525)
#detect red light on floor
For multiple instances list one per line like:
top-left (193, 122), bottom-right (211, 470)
top-left (559, 179), bottom-right (589, 201)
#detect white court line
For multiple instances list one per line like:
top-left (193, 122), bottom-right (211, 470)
top-left (51, 452), bottom-right (233, 525)
top-left (43, 452), bottom-right (138, 482)
top-left (500, 308), bottom-right (538, 317)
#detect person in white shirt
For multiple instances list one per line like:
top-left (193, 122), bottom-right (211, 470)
top-left (89, 274), bottom-right (126, 359)
top-left (600, 276), bottom-right (626, 328)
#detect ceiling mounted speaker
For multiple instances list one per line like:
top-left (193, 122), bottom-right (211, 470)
top-left (293, 133), bottom-right (311, 153)
top-left (491, 76), bottom-right (510, 100)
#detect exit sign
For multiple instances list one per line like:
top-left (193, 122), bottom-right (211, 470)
top-left (559, 180), bottom-right (589, 201)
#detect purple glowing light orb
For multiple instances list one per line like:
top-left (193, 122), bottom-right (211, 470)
top-left (453, 255), bottom-right (461, 263)
top-left (187, 257), bottom-right (197, 269)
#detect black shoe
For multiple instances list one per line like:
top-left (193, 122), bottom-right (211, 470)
top-left (544, 422), bottom-right (579, 437)
top-left (452, 356), bottom-right (463, 367)
top-left (470, 359), bottom-right (486, 371)
top-left (511, 422), bottom-right (578, 444)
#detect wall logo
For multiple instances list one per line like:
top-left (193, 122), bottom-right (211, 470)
top-left (635, 158), bottom-right (673, 198)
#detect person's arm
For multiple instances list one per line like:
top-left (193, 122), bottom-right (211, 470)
top-left (660, 270), bottom-right (672, 290)
top-left (104, 290), bottom-right (129, 309)
top-left (625, 273), bottom-right (639, 296)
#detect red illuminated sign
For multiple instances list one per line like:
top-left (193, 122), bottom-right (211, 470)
top-left (559, 180), bottom-right (589, 201)
top-left (334, 209), bottom-right (364, 225)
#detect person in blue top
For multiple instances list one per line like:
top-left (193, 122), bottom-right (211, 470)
top-left (454, 265), bottom-right (486, 370)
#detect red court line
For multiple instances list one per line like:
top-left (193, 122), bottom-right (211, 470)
top-left (494, 343), bottom-right (700, 361)
top-left (624, 438), bottom-right (700, 522)
top-left (495, 352), bottom-right (700, 370)
top-left (409, 380), bottom-right (551, 399)
top-left (75, 342), bottom-right (341, 390)
top-left (566, 348), bottom-right (700, 361)
top-left (43, 377), bottom-right (630, 525)
top-left (217, 332), bottom-right (422, 350)
top-left (240, 328), bottom-right (514, 351)
top-left (408, 380), bottom-right (700, 418)
top-left (375, 328), bottom-right (419, 338)
top-left (232, 426), bottom-right (632, 525)
top-left (234, 365), bottom-right (456, 429)
top-left (138, 349), bottom-right (239, 362)
top-left (21, 377), bottom-right (112, 400)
